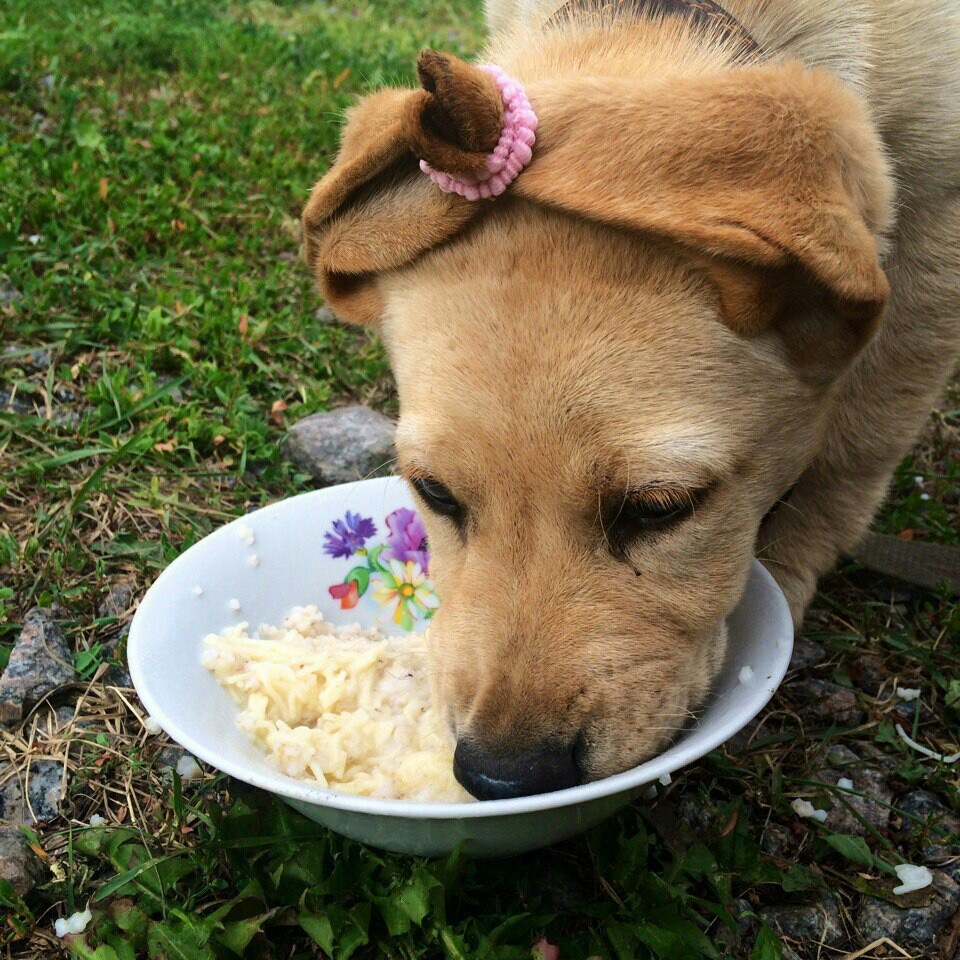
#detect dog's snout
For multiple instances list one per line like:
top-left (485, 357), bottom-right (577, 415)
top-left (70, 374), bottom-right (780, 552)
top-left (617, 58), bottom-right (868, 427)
top-left (453, 737), bottom-right (580, 800)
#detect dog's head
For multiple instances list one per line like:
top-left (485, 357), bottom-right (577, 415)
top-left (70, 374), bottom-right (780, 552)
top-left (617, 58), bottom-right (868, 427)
top-left (303, 52), bottom-right (892, 798)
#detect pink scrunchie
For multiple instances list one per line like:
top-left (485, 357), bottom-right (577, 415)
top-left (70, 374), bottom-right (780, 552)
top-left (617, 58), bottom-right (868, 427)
top-left (419, 64), bottom-right (538, 201)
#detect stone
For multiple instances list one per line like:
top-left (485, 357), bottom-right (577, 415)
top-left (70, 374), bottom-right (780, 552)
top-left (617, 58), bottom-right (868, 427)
top-left (759, 893), bottom-right (844, 948)
top-left (760, 823), bottom-right (794, 859)
top-left (817, 751), bottom-right (893, 836)
top-left (847, 653), bottom-right (885, 694)
top-left (2, 343), bottom-right (48, 371)
top-left (98, 580), bottom-right (137, 621)
top-left (789, 678), bottom-right (863, 726)
top-left (0, 276), bottom-right (22, 305)
top-left (897, 790), bottom-right (960, 861)
top-left (715, 898), bottom-right (758, 953)
top-left (281, 406), bottom-right (396, 486)
top-left (0, 759), bottom-right (66, 823)
top-left (103, 629), bottom-right (132, 688)
top-left (0, 825), bottom-right (45, 896)
top-left (0, 388), bottom-right (35, 415)
top-left (857, 870), bottom-right (959, 952)
top-left (314, 305), bottom-right (338, 324)
top-left (156, 745), bottom-right (186, 769)
top-left (789, 636), bottom-right (826, 671)
top-left (675, 794), bottom-right (716, 834)
top-left (0, 607), bottom-right (76, 724)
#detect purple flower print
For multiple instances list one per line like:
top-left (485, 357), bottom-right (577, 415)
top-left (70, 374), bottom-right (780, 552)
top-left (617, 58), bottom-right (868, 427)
top-left (323, 511), bottom-right (377, 560)
top-left (383, 507), bottom-right (430, 573)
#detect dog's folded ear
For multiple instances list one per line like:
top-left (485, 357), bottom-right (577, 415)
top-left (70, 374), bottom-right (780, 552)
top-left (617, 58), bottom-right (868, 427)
top-left (515, 62), bottom-right (893, 355)
top-left (301, 51), bottom-right (500, 325)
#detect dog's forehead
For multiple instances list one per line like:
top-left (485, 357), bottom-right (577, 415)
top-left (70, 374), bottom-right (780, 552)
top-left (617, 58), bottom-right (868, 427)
top-left (379, 204), bottom-right (780, 482)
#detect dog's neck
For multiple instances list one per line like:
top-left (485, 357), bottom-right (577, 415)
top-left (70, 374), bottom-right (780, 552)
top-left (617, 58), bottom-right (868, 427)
top-left (549, 0), bottom-right (761, 60)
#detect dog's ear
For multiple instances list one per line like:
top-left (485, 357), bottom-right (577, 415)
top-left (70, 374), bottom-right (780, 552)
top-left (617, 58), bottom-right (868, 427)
top-left (516, 63), bottom-right (893, 358)
top-left (301, 52), bottom-right (499, 325)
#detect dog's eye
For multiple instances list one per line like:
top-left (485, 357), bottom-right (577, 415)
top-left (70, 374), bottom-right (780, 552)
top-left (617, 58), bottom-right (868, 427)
top-left (605, 487), bottom-right (704, 549)
top-left (411, 476), bottom-right (462, 520)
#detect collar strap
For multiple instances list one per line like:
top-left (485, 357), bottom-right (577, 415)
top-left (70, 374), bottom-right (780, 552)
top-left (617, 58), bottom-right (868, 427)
top-left (550, 0), bottom-right (761, 59)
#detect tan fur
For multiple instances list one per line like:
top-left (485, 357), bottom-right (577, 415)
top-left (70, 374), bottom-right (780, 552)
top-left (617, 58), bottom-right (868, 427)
top-left (301, 0), bottom-right (960, 779)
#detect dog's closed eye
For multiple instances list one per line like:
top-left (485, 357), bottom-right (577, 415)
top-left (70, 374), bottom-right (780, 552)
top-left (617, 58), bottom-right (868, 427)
top-left (411, 475), bottom-right (463, 522)
top-left (604, 486), bottom-right (709, 555)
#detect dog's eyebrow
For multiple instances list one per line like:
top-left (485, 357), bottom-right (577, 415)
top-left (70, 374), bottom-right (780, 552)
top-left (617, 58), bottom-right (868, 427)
top-left (601, 433), bottom-right (731, 488)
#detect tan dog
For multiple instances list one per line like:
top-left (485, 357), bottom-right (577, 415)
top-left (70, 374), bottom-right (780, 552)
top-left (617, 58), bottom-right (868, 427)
top-left (301, 0), bottom-right (960, 798)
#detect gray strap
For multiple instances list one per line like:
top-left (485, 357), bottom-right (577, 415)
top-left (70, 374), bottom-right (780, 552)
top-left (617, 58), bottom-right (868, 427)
top-left (850, 531), bottom-right (960, 595)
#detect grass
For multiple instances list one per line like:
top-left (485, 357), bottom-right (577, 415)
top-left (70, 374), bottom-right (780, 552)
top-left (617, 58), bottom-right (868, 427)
top-left (0, 1), bottom-right (958, 958)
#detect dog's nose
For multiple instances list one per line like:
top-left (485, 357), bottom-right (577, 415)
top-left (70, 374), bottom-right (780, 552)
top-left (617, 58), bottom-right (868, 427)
top-left (453, 738), bottom-right (580, 800)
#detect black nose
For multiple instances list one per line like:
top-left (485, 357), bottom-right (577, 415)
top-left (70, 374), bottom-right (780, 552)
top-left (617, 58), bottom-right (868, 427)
top-left (453, 738), bottom-right (580, 800)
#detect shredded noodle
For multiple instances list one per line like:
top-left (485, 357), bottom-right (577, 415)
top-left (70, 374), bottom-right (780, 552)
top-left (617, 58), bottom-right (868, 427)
top-left (203, 605), bottom-right (472, 802)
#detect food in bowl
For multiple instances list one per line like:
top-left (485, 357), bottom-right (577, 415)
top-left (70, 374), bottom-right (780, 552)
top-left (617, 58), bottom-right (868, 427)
top-left (202, 604), bottom-right (472, 802)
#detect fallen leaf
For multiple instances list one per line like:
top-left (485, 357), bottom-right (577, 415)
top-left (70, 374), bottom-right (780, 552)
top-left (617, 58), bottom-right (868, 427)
top-left (270, 399), bottom-right (288, 426)
top-left (898, 529), bottom-right (916, 540)
top-left (98, 177), bottom-right (108, 200)
top-left (213, 435), bottom-right (225, 446)
top-left (108, 217), bottom-right (115, 233)
top-left (333, 67), bottom-right (351, 89)
top-left (153, 440), bottom-right (177, 453)
top-left (219, 72), bottom-right (230, 80)
top-left (238, 314), bottom-right (249, 335)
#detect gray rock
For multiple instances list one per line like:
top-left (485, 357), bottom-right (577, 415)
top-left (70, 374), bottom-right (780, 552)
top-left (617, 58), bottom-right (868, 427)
top-left (676, 794), bottom-right (715, 834)
top-left (760, 893), bottom-right (844, 948)
top-left (897, 790), bottom-right (960, 861)
top-left (0, 276), bottom-right (22, 305)
top-left (156, 745), bottom-right (186, 769)
top-left (103, 629), bottom-right (132, 688)
top-left (0, 607), bottom-right (76, 723)
top-left (790, 678), bottom-right (863, 726)
top-left (760, 823), bottom-right (794, 858)
top-left (847, 653), bottom-right (885, 694)
top-left (0, 759), bottom-right (66, 823)
top-left (2, 343), bottom-right (48, 371)
top-left (98, 580), bottom-right (137, 621)
top-left (789, 636), bottom-right (826, 671)
top-left (715, 898), bottom-right (758, 953)
top-left (0, 388), bottom-right (35, 415)
top-left (780, 948), bottom-right (802, 960)
top-left (314, 305), bottom-right (338, 324)
top-left (0, 825), bottom-right (45, 896)
top-left (858, 870), bottom-right (959, 951)
top-left (818, 758), bottom-right (893, 836)
top-left (281, 406), bottom-right (396, 486)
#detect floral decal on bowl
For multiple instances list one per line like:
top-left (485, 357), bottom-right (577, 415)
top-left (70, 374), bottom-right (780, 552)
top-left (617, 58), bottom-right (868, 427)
top-left (324, 508), bottom-right (439, 629)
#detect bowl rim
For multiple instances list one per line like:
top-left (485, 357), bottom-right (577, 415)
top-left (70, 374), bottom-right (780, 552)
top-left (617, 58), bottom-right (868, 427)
top-left (129, 478), bottom-right (794, 821)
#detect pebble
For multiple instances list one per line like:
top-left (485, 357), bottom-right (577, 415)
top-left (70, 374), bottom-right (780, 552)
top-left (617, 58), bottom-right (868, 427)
top-left (314, 305), bottom-right (338, 324)
top-left (0, 276), bottom-right (23, 305)
top-left (788, 636), bottom-right (826, 671)
top-left (760, 893), bottom-right (844, 947)
top-left (789, 678), bottom-right (863, 726)
top-left (2, 343), bottom-right (48, 371)
top-left (857, 869), bottom-right (959, 951)
top-left (97, 580), bottom-right (137, 621)
top-left (816, 757), bottom-right (893, 836)
top-left (281, 405), bottom-right (396, 486)
top-left (156, 745), bottom-right (187, 769)
top-left (103, 628), bottom-right (132, 687)
top-left (0, 388), bottom-right (36, 415)
top-left (714, 898), bottom-right (758, 953)
top-left (0, 759), bottom-right (66, 823)
top-left (847, 653), bottom-right (886, 694)
top-left (0, 824), bottom-right (46, 896)
top-left (897, 790), bottom-right (960, 861)
top-left (0, 607), bottom-right (76, 724)
top-left (760, 823), bottom-right (794, 858)
top-left (142, 715), bottom-right (162, 735)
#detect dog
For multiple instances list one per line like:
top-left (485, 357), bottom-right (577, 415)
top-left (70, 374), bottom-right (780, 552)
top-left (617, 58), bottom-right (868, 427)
top-left (301, 0), bottom-right (960, 799)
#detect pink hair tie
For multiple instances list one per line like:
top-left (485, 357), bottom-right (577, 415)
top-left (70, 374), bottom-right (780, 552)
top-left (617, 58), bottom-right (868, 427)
top-left (419, 64), bottom-right (538, 201)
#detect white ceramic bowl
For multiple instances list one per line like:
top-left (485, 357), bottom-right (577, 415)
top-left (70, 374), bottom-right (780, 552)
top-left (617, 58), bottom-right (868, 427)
top-left (128, 476), bottom-right (793, 858)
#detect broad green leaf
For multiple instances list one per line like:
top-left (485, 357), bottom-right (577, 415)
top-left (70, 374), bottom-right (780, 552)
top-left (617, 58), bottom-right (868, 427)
top-left (147, 920), bottom-right (215, 960)
top-left (824, 834), bottom-right (875, 869)
top-left (216, 910), bottom-right (277, 954)
top-left (750, 926), bottom-right (783, 960)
